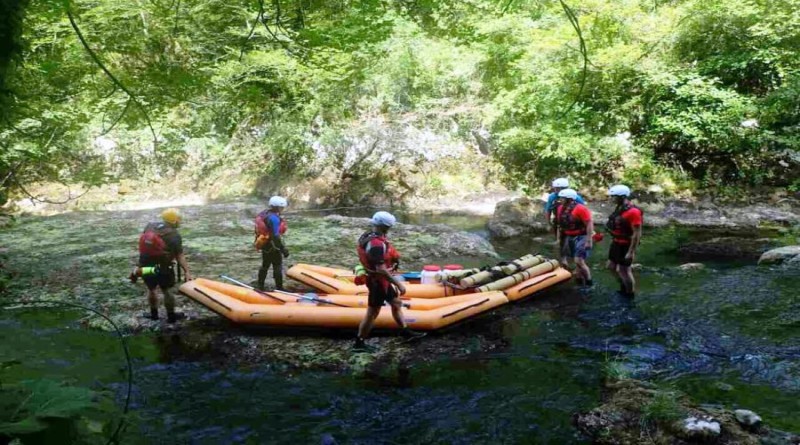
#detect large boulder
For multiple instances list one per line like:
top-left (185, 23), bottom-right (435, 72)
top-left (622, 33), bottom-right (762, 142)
top-left (486, 197), bottom-right (549, 238)
top-left (678, 237), bottom-right (779, 260)
top-left (758, 246), bottom-right (800, 265)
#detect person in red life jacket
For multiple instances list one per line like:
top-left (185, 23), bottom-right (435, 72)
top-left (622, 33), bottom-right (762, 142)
top-left (545, 178), bottom-right (586, 241)
top-left (354, 211), bottom-right (425, 352)
top-left (606, 185), bottom-right (643, 298)
top-left (255, 196), bottom-right (289, 291)
top-left (555, 188), bottom-right (594, 288)
top-left (138, 208), bottom-right (192, 322)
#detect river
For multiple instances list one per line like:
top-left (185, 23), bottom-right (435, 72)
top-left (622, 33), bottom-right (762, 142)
top-left (1, 211), bottom-right (798, 444)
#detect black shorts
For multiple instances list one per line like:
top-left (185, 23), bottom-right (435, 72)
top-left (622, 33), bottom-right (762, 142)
top-left (142, 264), bottom-right (176, 290)
top-left (608, 242), bottom-right (633, 267)
top-left (367, 280), bottom-right (398, 308)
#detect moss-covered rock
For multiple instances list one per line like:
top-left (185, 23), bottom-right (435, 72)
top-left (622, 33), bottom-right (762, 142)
top-left (574, 379), bottom-right (798, 445)
top-left (0, 202), bottom-right (511, 371)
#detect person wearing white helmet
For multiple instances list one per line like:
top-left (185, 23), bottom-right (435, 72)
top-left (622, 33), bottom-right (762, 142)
top-left (605, 185), bottom-right (643, 298)
top-left (545, 178), bottom-right (586, 239)
top-left (354, 211), bottom-right (425, 352)
top-left (555, 188), bottom-right (595, 288)
top-left (254, 196), bottom-right (289, 290)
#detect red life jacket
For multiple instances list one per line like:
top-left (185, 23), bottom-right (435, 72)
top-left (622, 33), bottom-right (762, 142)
top-left (356, 232), bottom-right (400, 286)
top-left (606, 203), bottom-right (642, 241)
top-left (254, 210), bottom-right (288, 245)
top-left (558, 201), bottom-right (587, 236)
top-left (138, 222), bottom-right (175, 261)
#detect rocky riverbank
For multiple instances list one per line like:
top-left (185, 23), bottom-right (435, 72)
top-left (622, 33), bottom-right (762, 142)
top-left (575, 379), bottom-right (799, 445)
top-left (488, 196), bottom-right (800, 239)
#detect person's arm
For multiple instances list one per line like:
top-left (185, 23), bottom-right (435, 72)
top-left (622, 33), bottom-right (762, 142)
top-left (626, 225), bottom-right (642, 260)
top-left (268, 215), bottom-right (289, 257)
top-left (175, 252), bottom-right (192, 281)
top-left (375, 263), bottom-right (406, 295)
top-left (585, 217), bottom-right (594, 250)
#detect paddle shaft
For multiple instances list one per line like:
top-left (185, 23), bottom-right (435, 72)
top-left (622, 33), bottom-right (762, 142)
top-left (219, 275), bottom-right (287, 304)
top-left (219, 275), bottom-right (350, 308)
top-left (269, 288), bottom-right (352, 308)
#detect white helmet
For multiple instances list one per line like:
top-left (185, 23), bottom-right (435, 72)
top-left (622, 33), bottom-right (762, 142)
top-left (608, 185), bottom-right (631, 197)
top-left (558, 188), bottom-right (578, 200)
top-left (371, 211), bottom-right (397, 228)
top-left (552, 178), bottom-right (570, 188)
top-left (268, 196), bottom-right (288, 207)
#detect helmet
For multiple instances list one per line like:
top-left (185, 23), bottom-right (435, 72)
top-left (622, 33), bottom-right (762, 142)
top-left (608, 185), bottom-right (631, 197)
top-left (371, 211), bottom-right (397, 228)
top-left (558, 188), bottom-right (578, 200)
top-left (268, 196), bottom-right (288, 208)
top-left (552, 178), bottom-right (570, 188)
top-left (161, 208), bottom-right (182, 226)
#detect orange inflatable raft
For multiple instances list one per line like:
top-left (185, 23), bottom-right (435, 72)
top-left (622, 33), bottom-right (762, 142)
top-left (179, 278), bottom-right (509, 330)
top-left (286, 260), bottom-right (572, 302)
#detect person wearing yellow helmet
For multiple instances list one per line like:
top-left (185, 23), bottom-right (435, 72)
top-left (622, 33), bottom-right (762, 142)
top-left (134, 207), bottom-right (192, 322)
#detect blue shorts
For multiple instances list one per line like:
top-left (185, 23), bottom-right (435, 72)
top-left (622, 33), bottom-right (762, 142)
top-left (562, 235), bottom-right (591, 259)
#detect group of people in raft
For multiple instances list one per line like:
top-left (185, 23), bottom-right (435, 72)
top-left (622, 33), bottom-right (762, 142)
top-left (131, 180), bottom-right (642, 352)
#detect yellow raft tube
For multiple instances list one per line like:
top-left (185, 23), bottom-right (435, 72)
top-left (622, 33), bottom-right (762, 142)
top-left (287, 260), bottom-right (572, 302)
top-left (179, 278), bottom-right (509, 330)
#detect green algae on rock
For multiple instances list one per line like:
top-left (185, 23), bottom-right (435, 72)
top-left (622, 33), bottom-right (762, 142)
top-left (575, 379), bottom-right (798, 445)
top-left (0, 203), bottom-right (509, 370)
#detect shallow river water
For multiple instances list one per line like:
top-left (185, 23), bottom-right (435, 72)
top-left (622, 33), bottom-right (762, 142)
top-left (2, 212), bottom-right (799, 444)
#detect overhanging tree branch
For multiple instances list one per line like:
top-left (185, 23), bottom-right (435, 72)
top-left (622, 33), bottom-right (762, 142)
top-left (64, 0), bottom-right (158, 151)
top-left (558, 0), bottom-right (588, 117)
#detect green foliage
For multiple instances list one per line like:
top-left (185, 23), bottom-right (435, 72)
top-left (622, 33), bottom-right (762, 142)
top-left (0, 379), bottom-right (111, 445)
top-left (640, 389), bottom-right (687, 433)
top-left (2, 0), bottom-right (799, 202)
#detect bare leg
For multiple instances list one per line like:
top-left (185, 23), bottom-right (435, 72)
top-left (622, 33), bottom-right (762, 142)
top-left (618, 265), bottom-right (635, 295)
top-left (607, 261), bottom-right (624, 290)
top-left (575, 257), bottom-right (592, 283)
top-left (389, 299), bottom-right (408, 329)
top-left (358, 306), bottom-right (382, 339)
top-left (163, 288), bottom-right (176, 317)
top-left (147, 288), bottom-right (159, 319)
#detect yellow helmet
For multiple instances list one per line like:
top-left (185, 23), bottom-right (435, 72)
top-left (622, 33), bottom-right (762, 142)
top-left (161, 208), bottom-right (182, 226)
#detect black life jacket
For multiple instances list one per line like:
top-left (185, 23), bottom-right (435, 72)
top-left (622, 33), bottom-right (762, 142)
top-left (606, 203), bottom-right (642, 240)
top-left (558, 200), bottom-right (587, 235)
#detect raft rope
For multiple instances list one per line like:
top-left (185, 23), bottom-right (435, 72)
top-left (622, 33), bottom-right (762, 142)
top-left (0, 299), bottom-right (133, 445)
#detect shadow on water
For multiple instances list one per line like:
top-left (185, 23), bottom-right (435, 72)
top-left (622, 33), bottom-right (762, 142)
top-left (2, 213), bottom-right (800, 443)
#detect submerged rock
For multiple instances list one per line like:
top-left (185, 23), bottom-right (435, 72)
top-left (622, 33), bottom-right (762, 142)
top-left (759, 246), bottom-right (800, 265)
top-left (678, 237), bottom-right (778, 260)
top-left (0, 203), bottom-right (516, 371)
top-left (677, 262), bottom-right (706, 272)
top-left (734, 409), bottom-right (762, 428)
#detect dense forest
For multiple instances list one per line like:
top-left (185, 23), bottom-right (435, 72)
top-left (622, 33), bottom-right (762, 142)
top-left (1, 0), bottom-right (799, 205)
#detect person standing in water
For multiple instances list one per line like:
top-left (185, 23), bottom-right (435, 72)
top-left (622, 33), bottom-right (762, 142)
top-left (254, 196), bottom-right (289, 291)
top-left (545, 177), bottom-right (586, 240)
top-left (353, 211), bottom-right (425, 352)
top-left (136, 208), bottom-right (192, 322)
top-left (555, 188), bottom-right (594, 288)
top-left (606, 185), bottom-right (643, 298)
